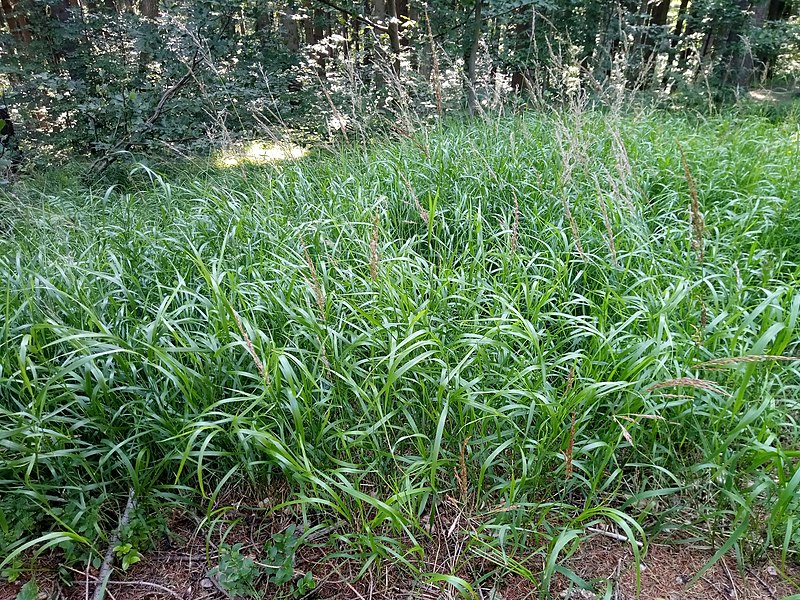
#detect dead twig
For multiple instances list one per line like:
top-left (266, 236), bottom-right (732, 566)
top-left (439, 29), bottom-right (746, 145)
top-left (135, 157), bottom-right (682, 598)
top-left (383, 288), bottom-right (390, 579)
top-left (68, 551), bottom-right (181, 599)
top-left (747, 568), bottom-right (778, 600)
top-left (92, 489), bottom-right (137, 600)
top-left (586, 526), bottom-right (644, 547)
top-left (722, 558), bottom-right (739, 600)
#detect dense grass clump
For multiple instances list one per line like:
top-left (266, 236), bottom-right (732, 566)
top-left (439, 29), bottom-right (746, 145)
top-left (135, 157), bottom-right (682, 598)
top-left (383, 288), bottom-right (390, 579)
top-left (1, 109), bottom-right (799, 591)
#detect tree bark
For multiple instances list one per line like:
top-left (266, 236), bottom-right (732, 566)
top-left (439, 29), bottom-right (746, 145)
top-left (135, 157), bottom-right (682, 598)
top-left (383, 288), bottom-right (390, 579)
top-left (671, 0), bottom-right (690, 41)
top-left (639, 0), bottom-right (670, 87)
top-left (139, 0), bottom-right (157, 18)
top-left (283, 2), bottom-right (300, 52)
top-left (385, 0), bottom-right (401, 78)
top-left (733, 0), bottom-right (771, 86)
top-left (464, 0), bottom-right (482, 114)
top-left (1, 0), bottom-right (32, 42)
top-left (659, 0), bottom-right (689, 86)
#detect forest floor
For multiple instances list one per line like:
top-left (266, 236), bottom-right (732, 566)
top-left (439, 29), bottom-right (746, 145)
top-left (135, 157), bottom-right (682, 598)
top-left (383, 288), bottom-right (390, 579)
top-left (1, 503), bottom-right (798, 600)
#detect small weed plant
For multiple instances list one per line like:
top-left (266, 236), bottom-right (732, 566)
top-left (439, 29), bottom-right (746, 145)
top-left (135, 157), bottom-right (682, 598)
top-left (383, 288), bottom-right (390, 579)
top-left (207, 527), bottom-right (312, 599)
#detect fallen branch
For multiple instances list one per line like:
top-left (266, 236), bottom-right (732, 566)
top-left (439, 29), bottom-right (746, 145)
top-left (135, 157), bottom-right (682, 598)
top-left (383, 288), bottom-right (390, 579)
top-left (587, 526), bottom-right (644, 547)
top-left (92, 489), bottom-right (137, 600)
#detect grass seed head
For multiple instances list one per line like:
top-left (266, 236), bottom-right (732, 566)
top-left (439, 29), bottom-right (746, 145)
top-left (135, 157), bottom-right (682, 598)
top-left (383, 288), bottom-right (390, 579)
top-left (301, 235), bottom-right (326, 321)
top-left (370, 208), bottom-right (380, 282)
top-left (510, 192), bottom-right (519, 256)
top-left (679, 142), bottom-right (705, 263)
top-left (693, 355), bottom-right (800, 369)
top-left (565, 411), bottom-right (576, 481)
top-left (231, 308), bottom-right (267, 380)
top-left (401, 172), bottom-right (428, 225)
top-left (593, 175), bottom-right (617, 266)
top-left (645, 377), bottom-right (728, 396)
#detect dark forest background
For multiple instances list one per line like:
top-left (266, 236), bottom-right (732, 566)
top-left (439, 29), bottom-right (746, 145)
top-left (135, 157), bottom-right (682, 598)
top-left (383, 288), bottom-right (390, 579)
top-left (1, 0), bottom-right (799, 163)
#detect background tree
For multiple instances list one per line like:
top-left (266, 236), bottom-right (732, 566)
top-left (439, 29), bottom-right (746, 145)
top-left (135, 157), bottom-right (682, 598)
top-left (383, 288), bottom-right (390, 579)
top-left (0, 0), bottom-right (797, 163)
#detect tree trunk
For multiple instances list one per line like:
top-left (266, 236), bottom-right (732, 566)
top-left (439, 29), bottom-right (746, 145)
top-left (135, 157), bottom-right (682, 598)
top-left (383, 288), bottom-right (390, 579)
top-left (0, 0), bottom-right (32, 43)
top-left (137, 0), bottom-right (158, 69)
top-left (671, 0), bottom-right (690, 42)
top-left (255, 8), bottom-right (273, 33)
top-left (733, 0), bottom-right (771, 86)
top-left (283, 2), bottom-right (300, 52)
top-left (660, 0), bottom-right (689, 87)
top-left (385, 0), bottom-right (401, 78)
top-left (303, 1), bottom-right (315, 44)
top-left (139, 0), bottom-right (157, 17)
top-left (464, 0), bottom-right (482, 114)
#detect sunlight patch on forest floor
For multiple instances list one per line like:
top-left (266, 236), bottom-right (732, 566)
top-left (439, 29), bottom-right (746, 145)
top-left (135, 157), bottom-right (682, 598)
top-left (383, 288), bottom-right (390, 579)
top-left (218, 142), bottom-right (309, 167)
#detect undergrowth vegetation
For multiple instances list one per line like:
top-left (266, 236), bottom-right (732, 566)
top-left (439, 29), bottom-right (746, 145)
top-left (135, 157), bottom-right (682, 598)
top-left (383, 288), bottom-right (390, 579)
top-left (1, 106), bottom-right (800, 595)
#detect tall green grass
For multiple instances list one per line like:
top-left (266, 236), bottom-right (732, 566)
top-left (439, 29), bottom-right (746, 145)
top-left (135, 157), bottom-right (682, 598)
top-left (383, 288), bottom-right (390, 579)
top-left (1, 109), bottom-right (799, 593)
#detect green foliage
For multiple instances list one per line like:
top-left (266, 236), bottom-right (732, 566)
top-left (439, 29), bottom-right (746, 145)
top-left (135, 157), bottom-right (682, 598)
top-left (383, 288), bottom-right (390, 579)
top-left (207, 528), bottom-right (312, 598)
top-left (15, 579), bottom-right (38, 600)
top-left (208, 543), bottom-right (262, 598)
top-left (1, 0), bottom-right (798, 166)
top-left (113, 543), bottom-right (142, 571)
top-left (263, 525), bottom-right (301, 586)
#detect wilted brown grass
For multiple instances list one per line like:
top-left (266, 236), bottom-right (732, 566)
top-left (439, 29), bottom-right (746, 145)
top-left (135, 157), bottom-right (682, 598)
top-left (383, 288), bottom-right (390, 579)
top-left (679, 143), bottom-right (705, 263)
top-left (510, 192), bottom-right (520, 256)
top-left (693, 355), bottom-right (800, 368)
top-left (301, 235), bottom-right (326, 320)
top-left (565, 411), bottom-right (576, 480)
top-left (645, 377), bottom-right (728, 396)
top-left (370, 208), bottom-right (380, 282)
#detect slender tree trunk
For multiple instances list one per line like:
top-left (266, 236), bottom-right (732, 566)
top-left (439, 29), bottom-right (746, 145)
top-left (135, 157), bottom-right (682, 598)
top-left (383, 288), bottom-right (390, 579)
top-left (386, 0), bottom-right (401, 78)
top-left (139, 0), bottom-right (157, 17)
top-left (313, 9), bottom-right (323, 41)
top-left (137, 0), bottom-right (158, 69)
top-left (671, 0), bottom-right (690, 41)
top-left (660, 0), bottom-right (689, 87)
top-left (255, 8), bottom-right (272, 33)
top-left (464, 0), bottom-right (482, 114)
top-left (303, 1), bottom-right (315, 44)
top-left (640, 0), bottom-right (670, 87)
top-left (733, 0), bottom-right (771, 86)
top-left (678, 0), bottom-right (705, 72)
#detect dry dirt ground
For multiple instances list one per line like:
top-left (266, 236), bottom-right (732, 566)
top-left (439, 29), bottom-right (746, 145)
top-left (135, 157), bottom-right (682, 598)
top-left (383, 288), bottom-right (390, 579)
top-left (2, 495), bottom-right (798, 600)
top-left (2, 535), bottom-right (797, 599)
